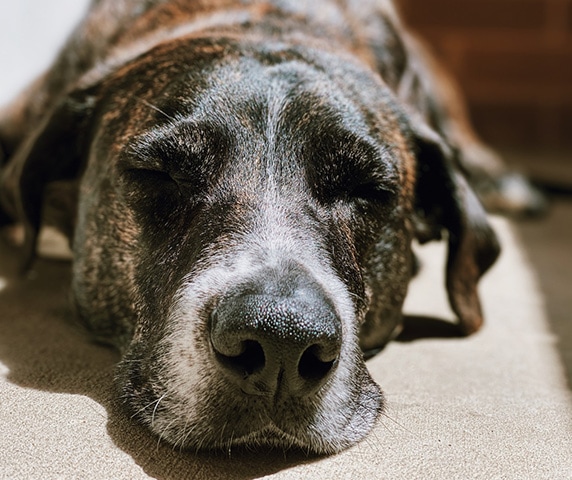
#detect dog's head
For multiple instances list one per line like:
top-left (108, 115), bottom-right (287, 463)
top-left (0, 36), bottom-right (499, 453)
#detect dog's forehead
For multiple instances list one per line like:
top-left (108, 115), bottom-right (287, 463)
top-left (104, 39), bottom-right (404, 142)
top-left (96, 40), bottom-right (414, 203)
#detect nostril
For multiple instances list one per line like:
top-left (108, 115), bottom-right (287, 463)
top-left (210, 281), bottom-right (342, 397)
top-left (214, 340), bottom-right (265, 377)
top-left (298, 344), bottom-right (337, 383)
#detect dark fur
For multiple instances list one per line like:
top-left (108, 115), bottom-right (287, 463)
top-left (0, 0), bottom-right (508, 453)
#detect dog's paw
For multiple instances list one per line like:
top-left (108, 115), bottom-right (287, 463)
top-left (0, 142), bottom-right (13, 227)
top-left (475, 171), bottom-right (548, 218)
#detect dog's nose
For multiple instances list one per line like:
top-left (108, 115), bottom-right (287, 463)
top-left (210, 279), bottom-right (341, 398)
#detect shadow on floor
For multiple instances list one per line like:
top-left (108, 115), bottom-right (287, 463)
top-left (515, 193), bottom-right (572, 390)
top-left (0, 238), bottom-right (323, 480)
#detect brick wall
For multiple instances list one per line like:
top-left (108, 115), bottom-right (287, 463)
top-left (398, 0), bottom-right (572, 150)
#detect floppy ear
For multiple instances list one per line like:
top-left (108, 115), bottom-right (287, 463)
top-left (411, 119), bottom-right (501, 334)
top-left (0, 91), bottom-right (95, 269)
top-left (0, 144), bottom-right (11, 227)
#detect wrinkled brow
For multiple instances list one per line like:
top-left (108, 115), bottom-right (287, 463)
top-left (305, 127), bottom-right (401, 195)
top-left (121, 120), bottom-right (231, 180)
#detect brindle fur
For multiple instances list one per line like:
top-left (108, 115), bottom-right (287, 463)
top-left (0, 0), bottom-right (509, 453)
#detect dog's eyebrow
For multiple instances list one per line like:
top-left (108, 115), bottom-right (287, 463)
top-left (120, 120), bottom-right (229, 186)
top-left (308, 131), bottom-right (401, 195)
top-left (125, 120), bottom-right (226, 160)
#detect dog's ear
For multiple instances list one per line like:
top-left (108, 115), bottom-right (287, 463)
top-left (0, 90), bottom-right (96, 269)
top-left (411, 119), bottom-right (501, 334)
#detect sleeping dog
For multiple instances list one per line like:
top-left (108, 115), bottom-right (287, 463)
top-left (1, 0), bottom-right (540, 454)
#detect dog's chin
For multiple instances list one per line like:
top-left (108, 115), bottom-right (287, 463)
top-left (151, 388), bottom-right (382, 455)
top-left (118, 357), bottom-right (384, 455)
top-left (200, 416), bottom-right (375, 456)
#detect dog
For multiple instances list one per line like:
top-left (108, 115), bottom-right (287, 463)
top-left (0, 0), bottom-right (541, 454)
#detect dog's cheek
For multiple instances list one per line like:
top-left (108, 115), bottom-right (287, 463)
top-left (324, 195), bottom-right (414, 352)
top-left (139, 285), bottom-right (248, 448)
top-left (71, 170), bottom-right (142, 350)
top-left (114, 339), bottom-right (164, 420)
top-left (359, 218), bottom-right (415, 352)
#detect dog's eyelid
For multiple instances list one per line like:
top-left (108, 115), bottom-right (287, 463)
top-left (121, 153), bottom-right (165, 172)
top-left (349, 175), bottom-right (398, 205)
top-left (349, 148), bottom-right (400, 196)
top-left (121, 135), bottom-right (166, 168)
top-left (366, 148), bottom-right (399, 182)
top-left (122, 139), bottom-right (195, 173)
top-left (347, 136), bottom-right (399, 183)
top-left (309, 138), bottom-right (400, 205)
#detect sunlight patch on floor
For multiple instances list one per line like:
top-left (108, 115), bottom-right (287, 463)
top-left (38, 227), bottom-right (73, 260)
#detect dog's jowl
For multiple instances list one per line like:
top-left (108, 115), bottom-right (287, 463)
top-left (1, 0), bottom-right (525, 453)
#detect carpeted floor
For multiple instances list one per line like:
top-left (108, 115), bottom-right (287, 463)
top-left (502, 149), bottom-right (572, 390)
top-left (516, 191), bottom-right (572, 390)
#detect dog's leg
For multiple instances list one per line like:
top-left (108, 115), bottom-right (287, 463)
top-left (0, 74), bottom-right (52, 164)
top-left (0, 0), bottom-right (162, 226)
top-left (0, 77), bottom-right (46, 226)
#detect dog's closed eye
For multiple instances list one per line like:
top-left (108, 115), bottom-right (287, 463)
top-left (306, 133), bottom-right (399, 208)
top-left (123, 120), bottom-right (229, 183)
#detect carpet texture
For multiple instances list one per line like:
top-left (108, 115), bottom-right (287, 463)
top-left (1, 219), bottom-right (571, 479)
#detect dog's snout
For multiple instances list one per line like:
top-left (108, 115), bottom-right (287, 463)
top-left (210, 279), bottom-right (342, 398)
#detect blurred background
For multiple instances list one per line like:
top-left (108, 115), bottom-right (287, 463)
top-left (0, 0), bottom-right (570, 384)
top-left (398, 0), bottom-right (572, 387)
top-left (400, 0), bottom-right (572, 174)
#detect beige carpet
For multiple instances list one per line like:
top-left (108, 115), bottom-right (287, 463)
top-left (1, 219), bottom-right (571, 479)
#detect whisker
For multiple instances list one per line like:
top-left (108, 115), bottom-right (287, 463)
top-left (227, 427), bottom-right (234, 459)
top-left (130, 395), bottom-right (164, 421)
top-left (380, 410), bottom-right (417, 437)
top-left (135, 96), bottom-right (177, 121)
top-left (173, 416), bottom-right (191, 451)
top-left (151, 393), bottom-right (168, 427)
top-left (178, 423), bottom-right (198, 452)
top-left (157, 417), bottom-right (178, 451)
top-left (360, 426), bottom-right (384, 457)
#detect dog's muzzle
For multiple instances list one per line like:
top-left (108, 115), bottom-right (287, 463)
top-left (209, 265), bottom-right (342, 399)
